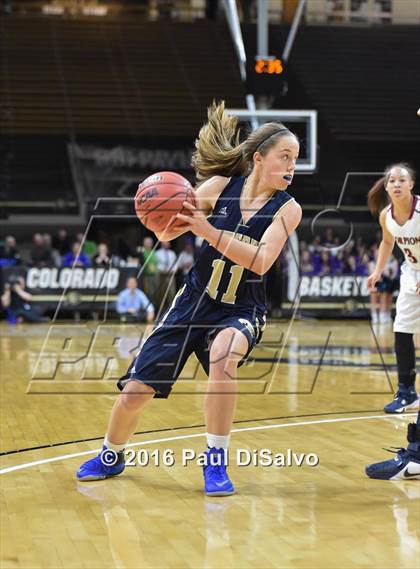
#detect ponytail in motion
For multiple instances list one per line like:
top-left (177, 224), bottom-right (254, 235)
top-left (367, 176), bottom-right (388, 216)
top-left (367, 162), bottom-right (416, 216)
top-left (192, 100), bottom-right (297, 182)
top-left (192, 101), bottom-right (247, 181)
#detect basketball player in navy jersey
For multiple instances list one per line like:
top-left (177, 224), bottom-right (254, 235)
top-left (77, 101), bottom-right (302, 495)
top-left (365, 163), bottom-right (420, 480)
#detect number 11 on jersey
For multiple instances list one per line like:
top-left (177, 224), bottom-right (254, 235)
top-left (206, 259), bottom-right (244, 304)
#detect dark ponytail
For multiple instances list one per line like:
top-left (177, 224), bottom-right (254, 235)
top-left (367, 177), bottom-right (388, 216)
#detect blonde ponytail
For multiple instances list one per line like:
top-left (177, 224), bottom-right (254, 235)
top-left (191, 101), bottom-right (248, 182)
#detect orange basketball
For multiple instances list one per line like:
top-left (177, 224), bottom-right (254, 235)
top-left (134, 171), bottom-right (195, 233)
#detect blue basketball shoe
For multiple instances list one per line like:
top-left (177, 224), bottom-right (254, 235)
top-left (384, 386), bottom-right (419, 414)
top-left (77, 446), bottom-right (125, 481)
top-left (365, 448), bottom-right (420, 480)
top-left (366, 423), bottom-right (420, 480)
top-left (203, 448), bottom-right (235, 497)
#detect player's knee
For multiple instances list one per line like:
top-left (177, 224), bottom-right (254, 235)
top-left (210, 329), bottom-right (247, 367)
top-left (210, 357), bottom-right (232, 378)
top-left (210, 342), bottom-right (229, 365)
top-left (120, 382), bottom-right (154, 411)
top-left (120, 393), bottom-right (141, 411)
top-left (209, 345), bottom-right (241, 377)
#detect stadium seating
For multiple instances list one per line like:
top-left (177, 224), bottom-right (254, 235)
top-left (0, 136), bottom-right (77, 215)
top-left (1, 16), bottom-right (419, 216)
top-left (242, 23), bottom-right (420, 208)
top-left (0, 16), bottom-right (245, 136)
top-left (288, 26), bottom-right (420, 142)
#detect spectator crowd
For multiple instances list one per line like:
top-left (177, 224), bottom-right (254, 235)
top-left (298, 229), bottom-right (400, 326)
top-left (0, 229), bottom-right (195, 323)
top-left (298, 228), bottom-right (399, 278)
top-left (0, 227), bottom-right (399, 324)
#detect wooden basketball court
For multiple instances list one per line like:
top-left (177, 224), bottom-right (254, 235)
top-left (1, 319), bottom-right (419, 568)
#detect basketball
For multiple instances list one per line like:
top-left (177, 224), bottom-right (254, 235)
top-left (134, 171), bottom-right (195, 233)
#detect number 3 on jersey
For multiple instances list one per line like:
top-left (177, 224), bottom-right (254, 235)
top-left (206, 259), bottom-right (244, 304)
top-left (403, 248), bottom-right (418, 265)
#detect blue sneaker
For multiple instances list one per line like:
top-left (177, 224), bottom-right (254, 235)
top-left (384, 387), bottom-right (419, 414)
top-left (77, 446), bottom-right (125, 481)
top-left (365, 448), bottom-right (420, 480)
top-left (203, 448), bottom-right (235, 497)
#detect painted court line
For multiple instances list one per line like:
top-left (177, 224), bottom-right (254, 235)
top-left (0, 413), bottom-right (415, 475)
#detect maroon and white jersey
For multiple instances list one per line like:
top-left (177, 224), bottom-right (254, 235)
top-left (385, 195), bottom-right (420, 270)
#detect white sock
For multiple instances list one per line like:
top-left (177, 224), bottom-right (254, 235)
top-left (379, 311), bottom-right (388, 323)
top-left (104, 435), bottom-right (126, 453)
top-left (206, 433), bottom-right (230, 450)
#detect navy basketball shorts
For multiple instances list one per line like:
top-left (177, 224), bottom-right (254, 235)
top-left (117, 285), bottom-right (266, 398)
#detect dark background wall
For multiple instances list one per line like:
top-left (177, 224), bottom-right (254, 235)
top-left (1, 15), bottom-right (419, 227)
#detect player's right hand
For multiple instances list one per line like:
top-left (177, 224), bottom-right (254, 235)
top-left (367, 271), bottom-right (381, 292)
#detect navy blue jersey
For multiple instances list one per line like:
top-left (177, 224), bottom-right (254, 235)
top-left (186, 176), bottom-right (294, 313)
top-left (118, 177), bottom-right (294, 398)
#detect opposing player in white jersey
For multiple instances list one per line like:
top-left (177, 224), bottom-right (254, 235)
top-left (365, 163), bottom-right (420, 480)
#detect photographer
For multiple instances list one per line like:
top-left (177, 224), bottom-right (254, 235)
top-left (116, 276), bottom-right (154, 323)
top-left (1, 276), bottom-right (47, 323)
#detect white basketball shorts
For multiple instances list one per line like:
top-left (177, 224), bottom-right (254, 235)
top-left (393, 262), bottom-right (420, 335)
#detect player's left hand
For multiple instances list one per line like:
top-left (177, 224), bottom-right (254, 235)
top-left (176, 201), bottom-right (214, 240)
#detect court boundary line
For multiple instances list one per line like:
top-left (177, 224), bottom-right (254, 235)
top-left (0, 408), bottom-right (395, 457)
top-left (0, 413), bottom-right (415, 475)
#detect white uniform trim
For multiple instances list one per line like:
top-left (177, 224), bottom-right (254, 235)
top-left (385, 195), bottom-right (420, 334)
top-left (385, 195), bottom-right (420, 270)
top-left (273, 197), bottom-right (296, 220)
top-left (393, 263), bottom-right (420, 334)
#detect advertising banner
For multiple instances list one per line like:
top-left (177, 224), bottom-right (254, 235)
top-left (3, 268), bottom-right (374, 317)
top-left (283, 275), bottom-right (371, 316)
top-left (2, 266), bottom-right (137, 313)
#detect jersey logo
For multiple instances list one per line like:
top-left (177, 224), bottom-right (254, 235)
top-left (217, 206), bottom-right (228, 216)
